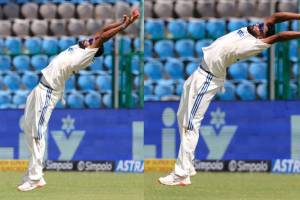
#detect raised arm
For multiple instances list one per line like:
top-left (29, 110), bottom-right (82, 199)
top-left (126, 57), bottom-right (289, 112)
top-left (88, 9), bottom-right (140, 49)
top-left (265, 12), bottom-right (300, 25)
top-left (261, 31), bottom-right (300, 44)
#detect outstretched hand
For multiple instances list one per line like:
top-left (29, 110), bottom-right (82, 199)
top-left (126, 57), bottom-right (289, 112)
top-left (130, 9), bottom-right (140, 23)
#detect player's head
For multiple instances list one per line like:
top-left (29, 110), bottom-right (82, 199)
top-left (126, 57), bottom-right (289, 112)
top-left (247, 23), bottom-right (275, 39)
top-left (247, 23), bottom-right (265, 39)
top-left (78, 38), bottom-right (93, 49)
top-left (78, 38), bottom-right (103, 57)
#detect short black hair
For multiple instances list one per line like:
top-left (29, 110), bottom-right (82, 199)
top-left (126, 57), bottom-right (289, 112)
top-left (78, 40), bottom-right (104, 57)
top-left (266, 24), bottom-right (275, 37)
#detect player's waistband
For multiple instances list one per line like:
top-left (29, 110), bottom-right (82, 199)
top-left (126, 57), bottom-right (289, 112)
top-left (39, 75), bottom-right (54, 91)
top-left (198, 60), bottom-right (225, 84)
top-left (198, 60), bottom-right (215, 77)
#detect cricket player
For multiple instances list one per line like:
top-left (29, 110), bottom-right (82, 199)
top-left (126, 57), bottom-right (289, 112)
top-left (159, 12), bottom-right (300, 186)
top-left (17, 10), bottom-right (140, 192)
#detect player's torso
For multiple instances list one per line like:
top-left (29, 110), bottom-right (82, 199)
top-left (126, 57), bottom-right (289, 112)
top-left (41, 44), bottom-right (98, 90)
top-left (202, 27), bottom-right (269, 78)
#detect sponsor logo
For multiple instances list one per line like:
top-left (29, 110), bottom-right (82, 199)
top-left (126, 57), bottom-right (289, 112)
top-left (0, 160), bottom-right (28, 172)
top-left (44, 160), bottom-right (74, 171)
top-left (228, 160), bottom-right (269, 172)
top-left (144, 159), bottom-right (175, 172)
top-left (194, 160), bottom-right (225, 172)
top-left (272, 159), bottom-right (300, 173)
top-left (237, 29), bottom-right (244, 37)
top-left (115, 160), bottom-right (144, 173)
top-left (76, 161), bottom-right (114, 172)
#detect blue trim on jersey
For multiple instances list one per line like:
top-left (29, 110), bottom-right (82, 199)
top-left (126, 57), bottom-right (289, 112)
top-left (187, 73), bottom-right (213, 130)
top-left (37, 88), bottom-right (52, 140)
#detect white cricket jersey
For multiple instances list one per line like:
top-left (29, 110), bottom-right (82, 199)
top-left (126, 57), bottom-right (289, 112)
top-left (41, 44), bottom-right (98, 91)
top-left (202, 27), bottom-right (271, 78)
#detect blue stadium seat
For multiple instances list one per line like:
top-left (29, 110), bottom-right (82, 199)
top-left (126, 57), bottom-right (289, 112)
top-left (13, 90), bottom-right (29, 108)
top-left (144, 59), bottom-right (163, 80)
top-left (144, 82), bottom-right (153, 96)
top-left (131, 55), bottom-right (140, 75)
top-left (0, 55), bottom-right (11, 71)
top-left (85, 91), bottom-right (101, 108)
top-left (22, 71), bottom-right (39, 90)
top-left (256, 82), bottom-right (267, 100)
top-left (65, 75), bottom-right (75, 91)
top-left (187, 19), bottom-right (205, 39)
top-left (0, 38), bottom-right (4, 54)
top-left (206, 19), bottom-right (226, 39)
top-left (145, 19), bottom-right (165, 39)
top-left (228, 62), bottom-right (248, 80)
top-left (249, 62), bottom-right (267, 80)
top-left (0, 76), bottom-right (3, 90)
top-left (167, 19), bottom-right (187, 39)
top-left (195, 39), bottom-right (213, 58)
top-left (0, 91), bottom-right (11, 108)
top-left (236, 80), bottom-right (256, 100)
top-left (0, 0), bottom-right (8, 5)
top-left (164, 58), bottom-right (184, 80)
top-left (67, 91), bottom-right (84, 108)
top-left (292, 20), bottom-right (298, 31)
top-left (90, 57), bottom-right (104, 72)
top-left (55, 100), bottom-right (65, 109)
top-left (248, 18), bottom-right (263, 26)
top-left (175, 39), bottom-right (195, 58)
top-left (78, 74), bottom-right (95, 91)
top-left (104, 39), bottom-right (113, 54)
top-left (25, 37), bottom-right (42, 55)
top-left (119, 36), bottom-right (132, 54)
top-left (217, 81), bottom-right (236, 100)
top-left (71, 0), bottom-right (85, 3)
top-left (42, 38), bottom-right (59, 55)
top-left (16, 0), bottom-right (29, 3)
top-left (289, 82), bottom-right (298, 100)
top-left (293, 63), bottom-right (298, 78)
top-left (104, 55), bottom-right (113, 70)
top-left (186, 61), bottom-right (199, 76)
top-left (5, 37), bottom-right (22, 55)
top-left (96, 75), bottom-right (111, 92)
top-left (154, 40), bottom-right (174, 58)
top-left (58, 37), bottom-right (76, 51)
top-left (276, 21), bottom-right (289, 32)
top-left (289, 40), bottom-right (298, 62)
top-left (134, 38), bottom-right (152, 58)
top-left (102, 93), bottom-right (112, 108)
top-left (13, 55), bottom-right (30, 71)
top-left (154, 80), bottom-right (174, 99)
top-left (31, 54), bottom-right (48, 71)
top-left (3, 72), bottom-right (21, 91)
top-left (144, 40), bottom-right (153, 58)
top-left (175, 81), bottom-right (184, 96)
top-left (144, 95), bottom-right (159, 101)
top-left (227, 18), bottom-right (248, 32)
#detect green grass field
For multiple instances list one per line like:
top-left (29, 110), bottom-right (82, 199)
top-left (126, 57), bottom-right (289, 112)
top-left (0, 172), bottom-right (143, 200)
top-left (145, 172), bottom-right (300, 200)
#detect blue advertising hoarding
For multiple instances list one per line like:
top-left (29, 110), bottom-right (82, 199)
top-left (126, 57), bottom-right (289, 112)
top-left (1, 101), bottom-right (300, 163)
top-left (0, 109), bottom-right (144, 161)
top-left (144, 101), bottom-right (300, 160)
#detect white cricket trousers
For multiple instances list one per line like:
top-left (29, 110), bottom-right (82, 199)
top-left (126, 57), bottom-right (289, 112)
top-left (174, 66), bottom-right (224, 177)
top-left (23, 83), bottom-right (62, 181)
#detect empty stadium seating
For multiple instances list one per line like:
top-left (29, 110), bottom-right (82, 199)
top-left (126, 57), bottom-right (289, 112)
top-left (0, 0), bottom-right (141, 108)
top-left (144, 0), bottom-right (299, 101)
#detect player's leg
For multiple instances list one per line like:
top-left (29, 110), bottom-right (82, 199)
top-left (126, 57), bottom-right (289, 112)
top-left (175, 72), bottom-right (214, 174)
top-left (159, 70), bottom-right (206, 185)
top-left (176, 85), bottom-right (219, 178)
top-left (18, 84), bottom-right (60, 192)
top-left (159, 70), bottom-right (218, 186)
